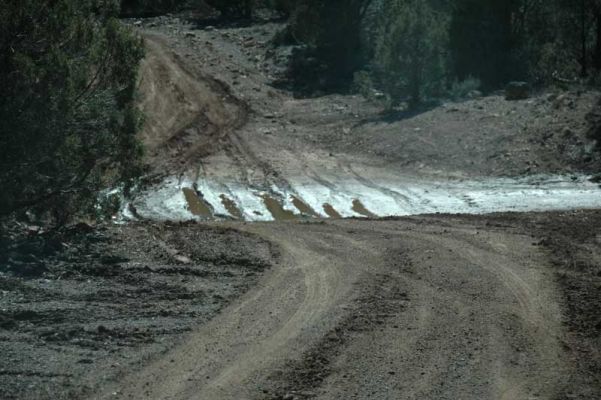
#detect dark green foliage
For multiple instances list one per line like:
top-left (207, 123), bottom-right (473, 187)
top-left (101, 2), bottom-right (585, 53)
top-left (120, 0), bottom-right (277, 19)
top-left (120, 0), bottom-right (182, 16)
top-left (0, 0), bottom-right (144, 223)
top-left (449, 0), bottom-right (520, 88)
top-left (280, 0), bottom-right (601, 102)
top-left (373, 0), bottom-right (449, 107)
top-left (285, 0), bottom-right (374, 92)
top-left (267, 0), bottom-right (297, 17)
top-left (449, 0), bottom-right (601, 87)
top-left (206, 0), bottom-right (253, 18)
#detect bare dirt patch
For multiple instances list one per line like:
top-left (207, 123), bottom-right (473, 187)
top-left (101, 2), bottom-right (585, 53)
top-left (132, 16), bottom-right (600, 181)
top-left (137, 34), bottom-right (248, 174)
top-left (89, 212), bottom-right (600, 400)
top-left (0, 222), bottom-right (274, 400)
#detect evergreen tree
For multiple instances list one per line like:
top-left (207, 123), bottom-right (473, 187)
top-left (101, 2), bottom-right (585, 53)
top-left (0, 0), bottom-right (144, 222)
top-left (286, 0), bottom-right (374, 91)
top-left (373, 0), bottom-right (449, 107)
top-left (120, 0), bottom-right (181, 16)
top-left (205, 0), bottom-right (253, 19)
top-left (449, 0), bottom-right (520, 88)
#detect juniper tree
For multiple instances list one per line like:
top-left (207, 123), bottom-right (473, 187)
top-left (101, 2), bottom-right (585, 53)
top-left (0, 0), bottom-right (144, 222)
top-left (373, 0), bottom-right (449, 108)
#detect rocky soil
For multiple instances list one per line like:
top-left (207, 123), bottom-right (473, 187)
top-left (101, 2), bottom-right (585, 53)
top-left (0, 222), bottom-right (274, 399)
top-left (129, 14), bottom-right (601, 181)
top-left (95, 211), bottom-right (601, 400)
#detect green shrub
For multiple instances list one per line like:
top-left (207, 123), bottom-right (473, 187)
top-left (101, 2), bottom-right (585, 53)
top-left (373, 0), bottom-right (449, 108)
top-left (448, 76), bottom-right (481, 100)
top-left (0, 0), bottom-right (144, 223)
top-left (120, 0), bottom-right (182, 16)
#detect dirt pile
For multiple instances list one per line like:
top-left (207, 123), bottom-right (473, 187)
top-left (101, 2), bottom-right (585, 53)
top-left (349, 91), bottom-right (601, 177)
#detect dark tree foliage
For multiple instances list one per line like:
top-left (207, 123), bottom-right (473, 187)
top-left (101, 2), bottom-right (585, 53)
top-left (0, 0), bottom-right (144, 223)
top-left (268, 0), bottom-right (297, 17)
top-left (449, 0), bottom-right (520, 88)
top-left (280, 0), bottom-right (601, 100)
top-left (286, 0), bottom-right (373, 92)
top-left (206, 0), bottom-right (253, 18)
top-left (120, 0), bottom-right (182, 16)
top-left (450, 0), bottom-right (601, 86)
top-left (373, 0), bottom-right (449, 107)
top-left (120, 0), bottom-right (260, 19)
top-left (594, 2), bottom-right (601, 71)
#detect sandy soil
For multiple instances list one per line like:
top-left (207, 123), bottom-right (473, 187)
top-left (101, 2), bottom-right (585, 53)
top-left (1, 14), bottom-right (600, 400)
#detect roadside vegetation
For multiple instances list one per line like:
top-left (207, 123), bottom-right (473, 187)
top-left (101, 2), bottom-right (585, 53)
top-left (280, 0), bottom-right (601, 107)
top-left (0, 0), bottom-right (144, 225)
top-left (125, 0), bottom-right (601, 107)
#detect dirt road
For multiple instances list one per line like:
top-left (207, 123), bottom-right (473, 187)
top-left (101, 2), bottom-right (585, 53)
top-left (95, 17), bottom-right (599, 399)
top-left (2, 15), bottom-right (599, 400)
top-left (97, 214), bottom-right (591, 400)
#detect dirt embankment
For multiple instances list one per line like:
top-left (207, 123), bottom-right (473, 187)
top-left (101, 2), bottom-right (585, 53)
top-left (131, 16), bottom-right (601, 181)
top-left (136, 34), bottom-right (248, 175)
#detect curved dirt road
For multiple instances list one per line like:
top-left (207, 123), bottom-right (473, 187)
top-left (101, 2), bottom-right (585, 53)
top-left (98, 217), bottom-right (569, 400)
top-left (91, 23), bottom-right (600, 400)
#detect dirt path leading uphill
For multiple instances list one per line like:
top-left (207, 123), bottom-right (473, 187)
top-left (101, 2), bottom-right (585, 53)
top-left (97, 213), bottom-right (599, 400)
top-left (137, 34), bottom-right (247, 173)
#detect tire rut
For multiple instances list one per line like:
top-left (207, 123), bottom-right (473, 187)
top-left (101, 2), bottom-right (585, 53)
top-left (94, 219), bottom-right (571, 400)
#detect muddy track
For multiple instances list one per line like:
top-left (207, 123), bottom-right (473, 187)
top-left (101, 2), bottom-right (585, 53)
top-left (96, 218), bottom-right (575, 400)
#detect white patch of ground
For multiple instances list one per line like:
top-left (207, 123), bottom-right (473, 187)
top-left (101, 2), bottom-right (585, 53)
top-left (133, 174), bottom-right (601, 221)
